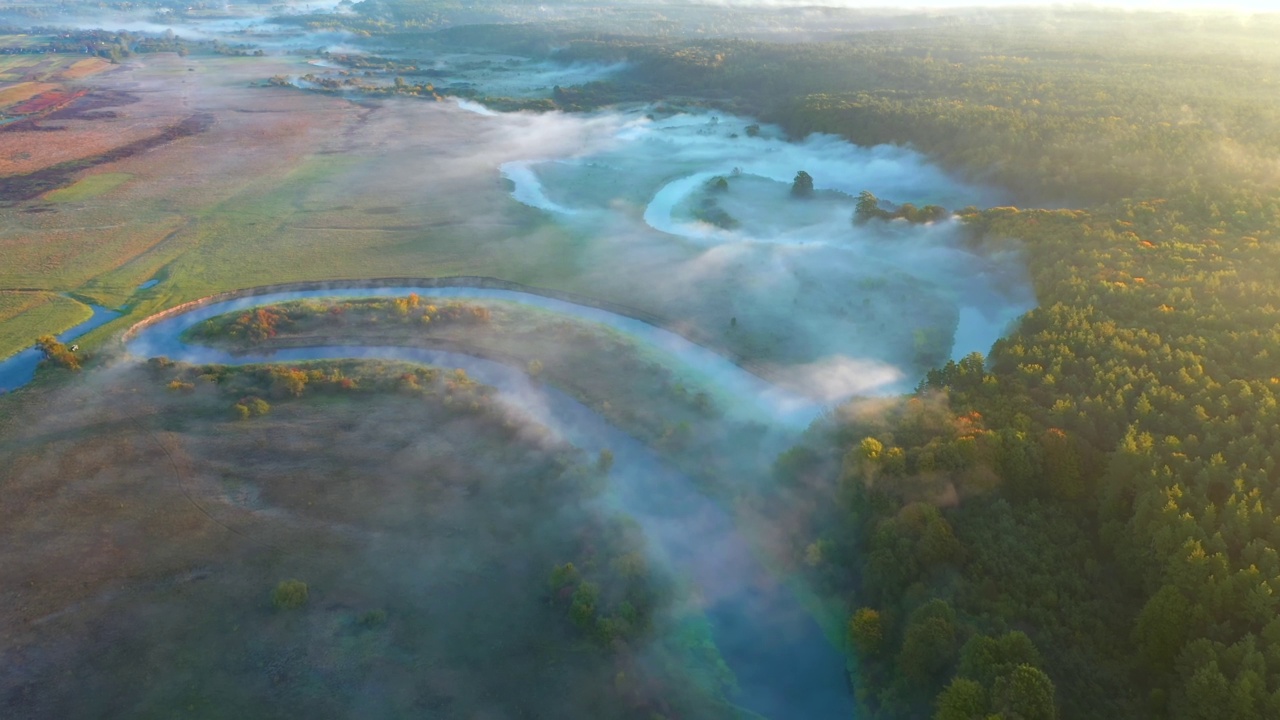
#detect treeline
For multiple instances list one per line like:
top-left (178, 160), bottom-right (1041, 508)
top-left (424, 11), bottom-right (1280, 209)
top-left (0, 27), bottom-right (262, 61)
top-left (769, 191), bottom-right (1280, 720)
top-left (151, 356), bottom-right (497, 420)
top-left (774, 165), bottom-right (1280, 716)
top-left (185, 294), bottom-right (492, 346)
top-left (36, 335), bottom-right (80, 371)
top-left (855, 191), bottom-right (948, 225)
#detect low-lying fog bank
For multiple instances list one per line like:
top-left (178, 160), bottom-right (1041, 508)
top-left (484, 104), bottom-right (1035, 398)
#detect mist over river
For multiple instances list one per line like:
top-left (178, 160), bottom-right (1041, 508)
top-left (0, 11), bottom-right (1040, 719)
top-left (483, 103), bottom-right (1034, 395)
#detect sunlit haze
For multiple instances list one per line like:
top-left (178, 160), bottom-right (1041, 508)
top-left (2, 1), bottom-right (1279, 719)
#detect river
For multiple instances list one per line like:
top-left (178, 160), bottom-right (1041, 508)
top-left (122, 287), bottom-right (856, 719)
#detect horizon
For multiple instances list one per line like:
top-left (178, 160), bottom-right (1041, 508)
top-left (690, 0), bottom-right (1280, 14)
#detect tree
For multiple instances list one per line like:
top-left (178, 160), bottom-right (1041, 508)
top-left (791, 170), bottom-right (814, 198)
top-left (1039, 428), bottom-right (1086, 501)
top-left (959, 632), bottom-right (1043, 687)
top-left (271, 579), bottom-right (309, 610)
top-left (992, 665), bottom-right (1056, 720)
top-left (849, 607), bottom-right (884, 655)
top-left (898, 599), bottom-right (959, 685)
top-left (1133, 584), bottom-right (1196, 676)
top-left (570, 581), bottom-right (599, 627)
top-left (549, 562), bottom-right (580, 592)
top-left (36, 335), bottom-right (80, 371)
top-left (855, 190), bottom-right (882, 222)
top-left (935, 677), bottom-right (988, 720)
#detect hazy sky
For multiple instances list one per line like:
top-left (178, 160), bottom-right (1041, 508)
top-left (759, 0), bottom-right (1280, 10)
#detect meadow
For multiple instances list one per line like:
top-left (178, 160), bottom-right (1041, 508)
top-left (0, 358), bottom-right (738, 719)
top-left (0, 50), bottom-right (529, 358)
top-left (0, 290), bottom-right (91, 358)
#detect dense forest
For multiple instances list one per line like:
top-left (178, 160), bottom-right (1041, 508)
top-left (373, 10), bottom-right (1280, 720)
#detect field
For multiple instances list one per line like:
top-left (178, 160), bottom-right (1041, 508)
top-left (0, 360), bottom-right (734, 719)
top-left (0, 54), bottom-right (109, 81)
top-left (0, 49), bottom-right (602, 361)
top-left (1, 47), bottom-right (842, 369)
top-left (41, 171), bottom-right (132, 202)
top-left (0, 290), bottom-right (91, 355)
top-left (0, 80), bottom-right (55, 107)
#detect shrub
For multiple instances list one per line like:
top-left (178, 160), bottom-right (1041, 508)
top-left (271, 579), bottom-right (309, 610)
top-left (357, 609), bottom-right (387, 627)
top-left (36, 335), bottom-right (80, 371)
top-left (232, 395), bottom-right (270, 420)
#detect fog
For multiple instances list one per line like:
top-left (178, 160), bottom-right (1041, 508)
top-left (687, 0), bottom-right (1277, 11)
top-left (483, 104), bottom-right (1033, 399)
top-left (0, 8), bottom-right (1047, 717)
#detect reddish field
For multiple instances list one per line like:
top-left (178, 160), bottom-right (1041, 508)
top-left (8, 87), bottom-right (86, 115)
top-left (0, 81), bottom-right (55, 108)
top-left (57, 57), bottom-right (111, 80)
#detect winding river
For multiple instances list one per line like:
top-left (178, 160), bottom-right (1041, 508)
top-left (125, 285), bottom-right (833, 426)
top-left (120, 285), bottom-right (856, 720)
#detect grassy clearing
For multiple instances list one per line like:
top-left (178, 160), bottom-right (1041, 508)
top-left (42, 172), bottom-right (133, 203)
top-left (0, 291), bottom-right (91, 359)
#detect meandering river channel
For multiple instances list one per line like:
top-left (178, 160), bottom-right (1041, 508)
top-left (120, 284), bottom-right (856, 719)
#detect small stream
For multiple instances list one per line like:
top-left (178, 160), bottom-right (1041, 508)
top-left (123, 290), bottom-right (856, 719)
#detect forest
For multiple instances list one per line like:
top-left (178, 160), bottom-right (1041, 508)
top-left (373, 9), bottom-right (1280, 720)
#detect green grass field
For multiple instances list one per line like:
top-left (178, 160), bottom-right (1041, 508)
top-left (0, 50), bottom-right (642, 372)
top-left (0, 291), bottom-right (91, 359)
top-left (0, 34), bottom-right (49, 50)
top-left (43, 172), bottom-right (133, 202)
top-left (68, 151), bottom-right (583, 352)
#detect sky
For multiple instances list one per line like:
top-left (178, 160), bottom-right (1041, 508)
top-left (741, 0), bottom-right (1280, 11)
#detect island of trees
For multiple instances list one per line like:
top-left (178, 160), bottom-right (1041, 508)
top-left (855, 191), bottom-right (949, 225)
